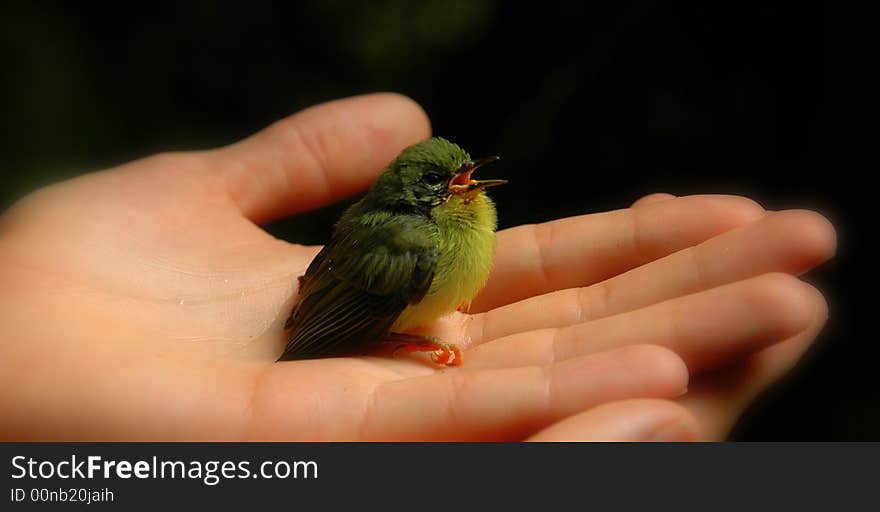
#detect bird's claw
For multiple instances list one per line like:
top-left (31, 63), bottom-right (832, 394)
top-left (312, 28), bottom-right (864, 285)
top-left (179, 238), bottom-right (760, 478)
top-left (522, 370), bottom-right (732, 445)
top-left (430, 344), bottom-right (462, 366)
top-left (389, 335), bottom-right (462, 366)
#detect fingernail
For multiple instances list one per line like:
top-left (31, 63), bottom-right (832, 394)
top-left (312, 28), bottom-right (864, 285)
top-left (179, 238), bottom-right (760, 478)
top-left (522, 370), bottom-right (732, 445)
top-left (678, 387), bottom-right (689, 397)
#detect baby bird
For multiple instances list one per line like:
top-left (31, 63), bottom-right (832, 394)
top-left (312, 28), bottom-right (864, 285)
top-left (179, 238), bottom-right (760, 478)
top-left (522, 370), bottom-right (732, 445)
top-left (279, 137), bottom-right (505, 366)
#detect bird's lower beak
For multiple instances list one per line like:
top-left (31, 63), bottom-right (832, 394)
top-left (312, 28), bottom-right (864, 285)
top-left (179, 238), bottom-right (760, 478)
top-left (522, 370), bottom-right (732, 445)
top-left (449, 156), bottom-right (507, 196)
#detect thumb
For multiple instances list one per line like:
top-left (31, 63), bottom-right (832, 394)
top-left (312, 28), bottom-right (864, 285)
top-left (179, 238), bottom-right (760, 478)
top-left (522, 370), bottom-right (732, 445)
top-left (217, 93), bottom-right (431, 224)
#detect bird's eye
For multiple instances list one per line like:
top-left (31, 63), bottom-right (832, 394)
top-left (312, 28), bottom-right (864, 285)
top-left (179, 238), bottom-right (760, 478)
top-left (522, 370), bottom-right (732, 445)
top-left (423, 172), bottom-right (445, 185)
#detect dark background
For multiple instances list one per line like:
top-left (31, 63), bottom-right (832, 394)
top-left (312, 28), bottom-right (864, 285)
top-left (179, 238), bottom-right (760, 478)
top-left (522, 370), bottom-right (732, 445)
top-left (1, 2), bottom-right (873, 439)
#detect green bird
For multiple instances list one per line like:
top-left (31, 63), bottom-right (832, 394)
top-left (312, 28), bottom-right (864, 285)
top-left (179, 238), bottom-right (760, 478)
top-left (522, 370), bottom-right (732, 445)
top-left (279, 137), bottom-right (505, 366)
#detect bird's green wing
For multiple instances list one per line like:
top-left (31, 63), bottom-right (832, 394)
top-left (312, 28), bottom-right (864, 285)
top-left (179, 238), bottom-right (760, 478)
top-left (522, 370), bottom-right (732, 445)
top-left (279, 213), bottom-right (438, 361)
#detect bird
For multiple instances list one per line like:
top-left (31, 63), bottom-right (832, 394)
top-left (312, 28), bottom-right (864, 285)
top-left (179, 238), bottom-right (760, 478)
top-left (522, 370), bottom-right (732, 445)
top-left (278, 137), bottom-right (505, 366)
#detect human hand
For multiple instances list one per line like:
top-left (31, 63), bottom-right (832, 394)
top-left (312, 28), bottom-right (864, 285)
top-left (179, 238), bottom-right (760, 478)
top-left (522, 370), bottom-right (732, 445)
top-left (483, 193), bottom-right (834, 440)
top-left (0, 94), bottom-right (833, 441)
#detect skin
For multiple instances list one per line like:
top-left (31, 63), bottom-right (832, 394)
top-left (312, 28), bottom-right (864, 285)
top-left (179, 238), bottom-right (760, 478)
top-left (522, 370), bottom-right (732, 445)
top-left (0, 93), bottom-right (835, 441)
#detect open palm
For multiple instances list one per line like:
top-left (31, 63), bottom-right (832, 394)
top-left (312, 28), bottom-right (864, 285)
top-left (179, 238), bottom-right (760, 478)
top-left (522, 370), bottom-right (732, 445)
top-left (0, 94), bottom-right (834, 441)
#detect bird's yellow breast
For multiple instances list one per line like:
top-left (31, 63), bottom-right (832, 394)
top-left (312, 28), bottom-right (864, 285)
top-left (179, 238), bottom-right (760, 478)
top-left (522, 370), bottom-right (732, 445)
top-left (391, 193), bottom-right (498, 331)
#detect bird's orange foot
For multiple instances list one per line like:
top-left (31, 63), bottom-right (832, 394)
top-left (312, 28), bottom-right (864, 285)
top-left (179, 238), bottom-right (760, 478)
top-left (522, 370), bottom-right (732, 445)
top-left (388, 334), bottom-right (463, 366)
top-left (429, 343), bottom-right (462, 366)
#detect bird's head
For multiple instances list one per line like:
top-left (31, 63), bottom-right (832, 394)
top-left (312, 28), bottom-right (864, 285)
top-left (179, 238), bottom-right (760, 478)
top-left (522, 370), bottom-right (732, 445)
top-left (368, 137), bottom-right (505, 213)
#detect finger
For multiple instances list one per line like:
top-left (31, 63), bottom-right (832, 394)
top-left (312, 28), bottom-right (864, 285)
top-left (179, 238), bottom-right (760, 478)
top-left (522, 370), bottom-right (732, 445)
top-left (361, 345), bottom-right (688, 441)
top-left (678, 286), bottom-right (828, 440)
top-left (631, 192), bottom-right (677, 207)
top-left (473, 194), bottom-right (764, 312)
top-left (527, 398), bottom-right (699, 441)
top-left (467, 274), bottom-right (818, 373)
top-left (217, 93), bottom-right (431, 223)
top-left (470, 209), bottom-right (836, 342)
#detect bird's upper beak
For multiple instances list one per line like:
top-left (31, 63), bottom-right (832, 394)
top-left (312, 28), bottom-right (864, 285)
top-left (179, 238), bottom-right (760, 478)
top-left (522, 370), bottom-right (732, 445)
top-left (449, 156), bottom-right (506, 197)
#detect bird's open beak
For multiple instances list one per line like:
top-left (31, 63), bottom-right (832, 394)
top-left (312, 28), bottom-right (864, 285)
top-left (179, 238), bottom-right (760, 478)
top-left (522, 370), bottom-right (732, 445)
top-left (449, 156), bottom-right (506, 197)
